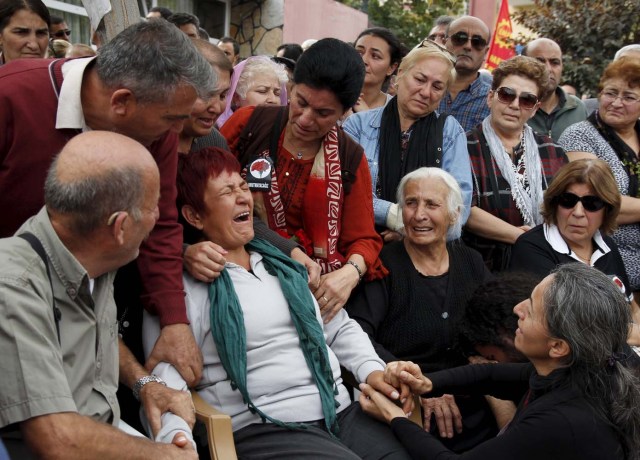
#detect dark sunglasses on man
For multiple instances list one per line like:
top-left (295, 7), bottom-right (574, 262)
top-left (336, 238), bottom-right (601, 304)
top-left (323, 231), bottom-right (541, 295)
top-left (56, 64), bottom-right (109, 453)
top-left (52, 29), bottom-right (71, 39)
top-left (494, 87), bottom-right (539, 110)
top-left (555, 192), bottom-right (609, 212)
top-left (447, 31), bottom-right (488, 51)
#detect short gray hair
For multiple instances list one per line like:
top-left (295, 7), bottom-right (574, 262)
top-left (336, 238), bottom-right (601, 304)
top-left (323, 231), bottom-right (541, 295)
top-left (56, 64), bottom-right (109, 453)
top-left (235, 56), bottom-right (288, 100)
top-left (543, 264), bottom-right (640, 459)
top-left (44, 156), bottom-right (145, 235)
top-left (396, 167), bottom-right (463, 239)
top-left (96, 19), bottom-right (216, 104)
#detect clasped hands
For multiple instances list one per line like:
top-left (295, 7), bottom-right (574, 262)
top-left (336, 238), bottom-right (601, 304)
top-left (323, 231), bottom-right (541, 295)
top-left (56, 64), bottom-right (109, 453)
top-left (360, 361), bottom-right (463, 438)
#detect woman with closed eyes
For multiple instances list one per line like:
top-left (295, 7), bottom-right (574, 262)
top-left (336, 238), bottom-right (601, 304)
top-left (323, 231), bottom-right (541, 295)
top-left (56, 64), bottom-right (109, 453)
top-left (463, 56), bottom-right (568, 271)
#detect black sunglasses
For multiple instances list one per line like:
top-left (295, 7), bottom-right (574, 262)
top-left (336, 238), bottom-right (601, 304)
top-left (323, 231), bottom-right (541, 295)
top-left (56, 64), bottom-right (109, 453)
top-left (556, 192), bottom-right (608, 212)
top-left (448, 32), bottom-right (488, 50)
top-left (495, 87), bottom-right (539, 110)
top-left (52, 29), bottom-right (71, 38)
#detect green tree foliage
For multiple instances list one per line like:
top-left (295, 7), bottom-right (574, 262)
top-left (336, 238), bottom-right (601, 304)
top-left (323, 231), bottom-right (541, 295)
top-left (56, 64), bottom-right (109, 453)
top-left (513, 0), bottom-right (640, 97)
top-left (338, 0), bottom-right (464, 48)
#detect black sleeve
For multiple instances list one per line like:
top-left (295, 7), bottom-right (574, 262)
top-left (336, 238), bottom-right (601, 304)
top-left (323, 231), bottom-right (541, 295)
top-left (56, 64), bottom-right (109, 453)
top-left (390, 404), bottom-right (582, 460)
top-left (253, 217), bottom-right (299, 255)
top-left (426, 363), bottom-right (532, 402)
top-left (345, 279), bottom-right (398, 363)
top-left (509, 230), bottom-right (559, 279)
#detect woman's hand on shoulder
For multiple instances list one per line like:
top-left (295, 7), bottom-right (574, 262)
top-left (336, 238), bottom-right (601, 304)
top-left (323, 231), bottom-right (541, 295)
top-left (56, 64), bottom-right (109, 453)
top-left (313, 264), bottom-right (360, 323)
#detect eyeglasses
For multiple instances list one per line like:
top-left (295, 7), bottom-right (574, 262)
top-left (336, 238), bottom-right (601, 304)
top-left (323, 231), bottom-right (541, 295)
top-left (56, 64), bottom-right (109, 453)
top-left (52, 29), bottom-right (71, 39)
top-left (447, 31), bottom-right (488, 51)
top-left (427, 33), bottom-right (446, 42)
top-left (600, 90), bottom-right (640, 106)
top-left (414, 39), bottom-right (457, 65)
top-left (494, 87), bottom-right (539, 110)
top-left (556, 192), bottom-right (608, 212)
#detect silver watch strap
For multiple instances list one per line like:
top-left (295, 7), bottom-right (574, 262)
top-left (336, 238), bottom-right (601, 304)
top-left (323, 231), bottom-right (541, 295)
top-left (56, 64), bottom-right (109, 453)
top-left (132, 374), bottom-right (166, 401)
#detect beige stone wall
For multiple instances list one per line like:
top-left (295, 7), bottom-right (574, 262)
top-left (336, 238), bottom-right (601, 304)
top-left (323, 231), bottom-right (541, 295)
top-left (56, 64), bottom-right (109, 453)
top-left (230, 0), bottom-right (283, 58)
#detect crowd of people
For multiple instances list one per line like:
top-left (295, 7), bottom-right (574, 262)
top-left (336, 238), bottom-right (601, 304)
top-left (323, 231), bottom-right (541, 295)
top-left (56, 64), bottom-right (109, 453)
top-left (1, 1), bottom-right (640, 459)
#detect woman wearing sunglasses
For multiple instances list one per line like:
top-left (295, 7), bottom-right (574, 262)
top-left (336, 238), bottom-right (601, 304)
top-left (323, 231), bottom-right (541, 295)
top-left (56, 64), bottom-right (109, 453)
top-left (559, 56), bottom-right (640, 301)
top-left (463, 56), bottom-right (568, 271)
top-left (509, 159), bottom-right (640, 345)
top-left (343, 41), bottom-right (472, 242)
top-left (0, 0), bottom-right (50, 65)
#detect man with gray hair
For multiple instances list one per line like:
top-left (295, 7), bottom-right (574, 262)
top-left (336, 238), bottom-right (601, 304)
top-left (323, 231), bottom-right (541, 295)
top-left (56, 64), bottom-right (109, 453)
top-left (0, 131), bottom-right (197, 459)
top-left (522, 37), bottom-right (587, 140)
top-left (0, 19), bottom-right (215, 401)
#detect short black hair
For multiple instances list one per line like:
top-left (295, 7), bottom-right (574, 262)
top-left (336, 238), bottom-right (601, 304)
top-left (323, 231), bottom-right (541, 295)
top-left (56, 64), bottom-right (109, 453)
top-left (293, 38), bottom-right (365, 110)
top-left (219, 36), bottom-right (239, 55)
top-left (167, 12), bottom-right (199, 29)
top-left (198, 27), bottom-right (209, 40)
top-left (277, 43), bottom-right (303, 62)
top-left (50, 15), bottom-right (64, 25)
top-left (459, 272), bottom-right (541, 350)
top-left (149, 6), bottom-right (173, 20)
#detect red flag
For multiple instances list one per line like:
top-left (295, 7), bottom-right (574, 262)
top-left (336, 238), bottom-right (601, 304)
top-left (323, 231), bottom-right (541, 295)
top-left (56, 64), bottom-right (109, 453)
top-left (485, 0), bottom-right (516, 71)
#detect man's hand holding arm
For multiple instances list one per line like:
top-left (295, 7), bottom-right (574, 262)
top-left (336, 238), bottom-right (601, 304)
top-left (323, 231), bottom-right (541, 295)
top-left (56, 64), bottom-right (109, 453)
top-left (119, 339), bottom-right (195, 437)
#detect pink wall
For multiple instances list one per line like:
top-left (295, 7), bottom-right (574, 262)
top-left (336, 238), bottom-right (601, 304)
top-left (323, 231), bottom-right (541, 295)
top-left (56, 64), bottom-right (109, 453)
top-left (469, 0), bottom-right (499, 33)
top-left (282, 0), bottom-right (368, 45)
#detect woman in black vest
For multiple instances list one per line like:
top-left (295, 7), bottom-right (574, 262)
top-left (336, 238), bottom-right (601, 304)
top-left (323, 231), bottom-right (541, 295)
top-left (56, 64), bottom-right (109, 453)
top-left (347, 167), bottom-right (494, 452)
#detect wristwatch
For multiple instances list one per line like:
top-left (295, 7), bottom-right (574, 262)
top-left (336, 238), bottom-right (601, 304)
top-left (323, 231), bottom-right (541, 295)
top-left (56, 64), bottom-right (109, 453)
top-left (132, 374), bottom-right (166, 401)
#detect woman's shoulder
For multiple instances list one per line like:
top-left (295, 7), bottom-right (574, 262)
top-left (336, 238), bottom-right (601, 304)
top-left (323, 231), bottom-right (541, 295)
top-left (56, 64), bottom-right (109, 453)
top-left (379, 240), bottom-right (410, 266)
top-left (447, 240), bottom-right (486, 266)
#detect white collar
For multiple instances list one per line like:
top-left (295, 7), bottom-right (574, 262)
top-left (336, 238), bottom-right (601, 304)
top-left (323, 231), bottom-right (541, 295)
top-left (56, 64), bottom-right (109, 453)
top-left (55, 57), bottom-right (97, 131)
top-left (543, 223), bottom-right (610, 265)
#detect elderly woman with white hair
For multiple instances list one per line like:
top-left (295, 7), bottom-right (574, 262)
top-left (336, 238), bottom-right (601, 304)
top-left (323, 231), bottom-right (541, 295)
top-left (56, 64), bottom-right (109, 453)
top-left (347, 167), bottom-right (495, 453)
top-left (216, 55), bottom-right (288, 128)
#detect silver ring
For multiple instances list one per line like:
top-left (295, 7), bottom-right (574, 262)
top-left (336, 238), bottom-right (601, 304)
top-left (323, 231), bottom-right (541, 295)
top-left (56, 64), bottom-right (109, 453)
top-left (322, 296), bottom-right (329, 302)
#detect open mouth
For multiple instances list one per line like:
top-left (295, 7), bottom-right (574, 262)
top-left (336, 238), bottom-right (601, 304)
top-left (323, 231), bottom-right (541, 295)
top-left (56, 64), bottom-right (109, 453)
top-left (233, 211), bottom-right (250, 223)
top-left (412, 226), bottom-right (433, 233)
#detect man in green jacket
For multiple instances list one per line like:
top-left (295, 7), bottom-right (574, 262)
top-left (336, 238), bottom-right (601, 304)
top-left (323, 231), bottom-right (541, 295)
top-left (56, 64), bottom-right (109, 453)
top-left (523, 38), bottom-right (587, 141)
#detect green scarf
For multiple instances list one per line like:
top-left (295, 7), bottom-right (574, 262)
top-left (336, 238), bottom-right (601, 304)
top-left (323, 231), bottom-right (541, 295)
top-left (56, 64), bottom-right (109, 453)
top-left (209, 238), bottom-right (340, 436)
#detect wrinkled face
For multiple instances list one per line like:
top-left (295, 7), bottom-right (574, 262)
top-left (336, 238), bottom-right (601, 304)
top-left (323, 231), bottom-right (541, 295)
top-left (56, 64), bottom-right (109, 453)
top-left (288, 83), bottom-right (344, 143)
top-left (178, 23), bottom-right (199, 39)
top-left (598, 78), bottom-right (640, 130)
top-left (396, 56), bottom-right (450, 120)
top-left (0, 9), bottom-right (49, 63)
top-left (355, 34), bottom-right (396, 89)
top-left (117, 84), bottom-right (197, 147)
top-left (402, 177), bottom-right (452, 247)
top-left (196, 171), bottom-right (254, 249)
top-left (526, 40), bottom-right (563, 94)
top-left (218, 41), bottom-right (237, 64)
top-left (238, 71), bottom-right (281, 108)
top-left (555, 182), bottom-right (605, 249)
top-left (488, 74), bottom-right (540, 135)
top-left (513, 276), bottom-right (554, 361)
top-left (445, 17), bottom-right (489, 75)
top-left (183, 69), bottom-right (231, 138)
top-left (122, 168), bottom-right (160, 263)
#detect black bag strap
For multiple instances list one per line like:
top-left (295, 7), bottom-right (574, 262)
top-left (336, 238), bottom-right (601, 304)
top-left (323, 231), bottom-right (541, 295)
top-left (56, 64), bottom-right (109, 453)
top-left (18, 232), bottom-right (61, 345)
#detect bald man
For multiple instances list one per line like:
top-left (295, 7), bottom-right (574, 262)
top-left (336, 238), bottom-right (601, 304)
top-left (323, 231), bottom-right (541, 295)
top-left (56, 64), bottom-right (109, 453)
top-left (522, 38), bottom-right (587, 140)
top-left (438, 15), bottom-right (492, 132)
top-left (0, 132), bottom-right (196, 460)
